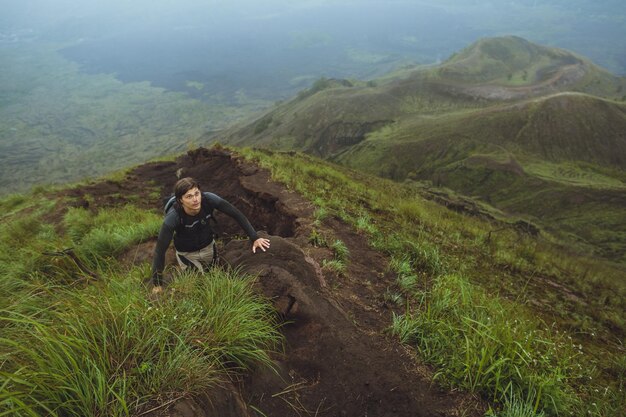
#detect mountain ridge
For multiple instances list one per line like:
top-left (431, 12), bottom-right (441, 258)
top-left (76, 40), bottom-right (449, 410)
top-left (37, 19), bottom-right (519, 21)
top-left (215, 36), bottom-right (626, 264)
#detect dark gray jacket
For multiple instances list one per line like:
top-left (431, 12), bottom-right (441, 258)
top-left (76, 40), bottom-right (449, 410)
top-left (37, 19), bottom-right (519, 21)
top-left (151, 192), bottom-right (258, 284)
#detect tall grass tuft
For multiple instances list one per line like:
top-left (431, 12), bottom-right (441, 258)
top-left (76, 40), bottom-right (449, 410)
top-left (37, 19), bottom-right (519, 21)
top-left (487, 386), bottom-right (547, 417)
top-left (322, 239), bottom-right (350, 275)
top-left (330, 239), bottom-right (350, 263)
top-left (391, 273), bottom-right (582, 415)
top-left (165, 267), bottom-right (283, 371)
top-left (389, 256), bottom-right (420, 292)
top-left (0, 212), bottom-right (68, 296)
top-left (0, 266), bottom-right (282, 416)
top-left (64, 205), bottom-right (162, 264)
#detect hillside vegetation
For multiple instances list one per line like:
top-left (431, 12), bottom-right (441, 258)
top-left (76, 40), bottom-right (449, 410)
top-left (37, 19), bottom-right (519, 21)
top-left (1, 146), bottom-right (624, 417)
top-left (2, 35), bottom-right (625, 416)
top-left (0, 182), bottom-right (281, 416)
top-left (216, 36), bottom-right (626, 266)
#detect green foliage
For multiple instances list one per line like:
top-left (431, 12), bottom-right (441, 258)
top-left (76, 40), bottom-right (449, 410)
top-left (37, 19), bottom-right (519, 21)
top-left (64, 205), bottom-right (162, 262)
top-left (63, 207), bottom-right (95, 242)
top-left (321, 259), bottom-right (347, 275)
top-left (321, 239), bottom-right (350, 276)
top-left (330, 239), bottom-right (349, 263)
top-left (238, 147), bottom-right (626, 416)
top-left (405, 239), bottom-right (446, 276)
top-left (313, 206), bottom-right (329, 224)
top-left (0, 181), bottom-right (281, 416)
top-left (390, 256), bottom-right (420, 292)
top-left (308, 228), bottom-right (327, 247)
top-left (391, 273), bottom-right (582, 415)
top-left (0, 205), bottom-right (66, 294)
top-left (0, 266), bottom-right (281, 416)
top-left (355, 213), bottom-right (378, 235)
top-left (487, 387), bottom-right (547, 417)
top-left (0, 194), bottom-right (28, 216)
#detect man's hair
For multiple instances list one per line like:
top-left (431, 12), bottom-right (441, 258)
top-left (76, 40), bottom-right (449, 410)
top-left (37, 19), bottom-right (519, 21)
top-left (174, 177), bottom-right (200, 202)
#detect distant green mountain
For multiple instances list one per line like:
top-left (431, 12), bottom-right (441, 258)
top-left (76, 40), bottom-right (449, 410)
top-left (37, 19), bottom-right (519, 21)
top-left (430, 36), bottom-right (626, 100)
top-left (216, 36), bottom-right (626, 263)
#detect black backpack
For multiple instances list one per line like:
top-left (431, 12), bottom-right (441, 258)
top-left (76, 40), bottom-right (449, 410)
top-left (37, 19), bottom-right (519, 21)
top-left (163, 195), bottom-right (178, 215)
top-left (163, 194), bottom-right (219, 262)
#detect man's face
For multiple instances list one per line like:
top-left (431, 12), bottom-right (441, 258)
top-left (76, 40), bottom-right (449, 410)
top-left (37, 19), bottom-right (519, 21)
top-left (180, 187), bottom-right (202, 214)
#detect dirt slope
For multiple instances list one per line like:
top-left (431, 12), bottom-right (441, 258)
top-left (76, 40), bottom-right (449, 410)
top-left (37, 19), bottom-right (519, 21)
top-left (71, 147), bottom-right (482, 416)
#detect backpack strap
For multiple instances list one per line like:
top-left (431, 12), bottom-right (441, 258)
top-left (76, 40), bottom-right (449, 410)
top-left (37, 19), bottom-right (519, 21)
top-left (164, 195), bottom-right (177, 214)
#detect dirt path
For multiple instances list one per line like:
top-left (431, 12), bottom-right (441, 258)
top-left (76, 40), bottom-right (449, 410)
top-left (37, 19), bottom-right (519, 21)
top-left (67, 147), bottom-right (482, 417)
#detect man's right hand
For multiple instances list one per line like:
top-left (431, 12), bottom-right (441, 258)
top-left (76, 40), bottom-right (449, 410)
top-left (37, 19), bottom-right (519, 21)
top-left (152, 285), bottom-right (163, 295)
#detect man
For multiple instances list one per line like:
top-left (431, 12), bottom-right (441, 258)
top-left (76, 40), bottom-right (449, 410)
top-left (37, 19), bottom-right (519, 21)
top-left (151, 177), bottom-right (270, 291)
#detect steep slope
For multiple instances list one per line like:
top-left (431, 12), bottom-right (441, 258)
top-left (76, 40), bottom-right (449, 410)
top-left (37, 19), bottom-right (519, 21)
top-left (4, 146), bottom-right (624, 416)
top-left (338, 93), bottom-right (626, 173)
top-left (218, 37), bottom-right (626, 157)
top-left (63, 147), bottom-right (482, 416)
top-left (215, 36), bottom-right (626, 264)
top-left (331, 93), bottom-right (626, 259)
top-left (430, 36), bottom-right (626, 100)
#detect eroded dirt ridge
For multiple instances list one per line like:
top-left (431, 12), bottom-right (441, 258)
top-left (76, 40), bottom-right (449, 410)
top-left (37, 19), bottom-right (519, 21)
top-left (75, 148), bottom-right (478, 417)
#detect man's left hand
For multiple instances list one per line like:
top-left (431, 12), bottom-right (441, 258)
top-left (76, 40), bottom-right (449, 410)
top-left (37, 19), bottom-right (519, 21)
top-left (252, 238), bottom-right (271, 253)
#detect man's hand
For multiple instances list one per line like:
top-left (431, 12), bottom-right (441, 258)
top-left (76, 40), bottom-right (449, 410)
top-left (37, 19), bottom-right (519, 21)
top-left (151, 285), bottom-right (163, 295)
top-left (252, 237), bottom-right (271, 253)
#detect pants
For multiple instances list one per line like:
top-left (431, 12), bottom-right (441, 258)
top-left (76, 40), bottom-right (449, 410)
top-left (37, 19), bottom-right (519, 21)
top-left (175, 241), bottom-right (217, 273)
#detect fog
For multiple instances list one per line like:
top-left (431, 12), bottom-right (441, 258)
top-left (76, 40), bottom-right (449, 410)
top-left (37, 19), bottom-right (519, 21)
top-left (2, 0), bottom-right (626, 102)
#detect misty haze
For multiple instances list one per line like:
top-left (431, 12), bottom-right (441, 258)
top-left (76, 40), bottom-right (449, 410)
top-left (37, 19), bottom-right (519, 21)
top-left (4, 1), bottom-right (626, 104)
top-left (1, 0), bottom-right (625, 191)
top-left (2, 1), bottom-right (626, 417)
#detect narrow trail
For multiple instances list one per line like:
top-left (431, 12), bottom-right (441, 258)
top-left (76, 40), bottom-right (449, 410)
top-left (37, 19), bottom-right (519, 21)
top-left (67, 147), bottom-right (482, 417)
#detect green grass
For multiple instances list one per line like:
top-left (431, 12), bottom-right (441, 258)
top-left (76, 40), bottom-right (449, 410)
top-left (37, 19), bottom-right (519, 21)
top-left (223, 53), bottom-right (626, 270)
top-left (238, 147), bottom-right (626, 416)
top-left (523, 160), bottom-right (625, 190)
top-left (391, 273), bottom-right (582, 415)
top-left (0, 198), bottom-right (67, 295)
top-left (330, 239), bottom-right (350, 263)
top-left (321, 239), bottom-right (351, 275)
top-left (64, 205), bottom-right (162, 263)
top-left (0, 267), bottom-right (281, 416)
top-left (1, 147), bottom-right (624, 416)
top-left (0, 191), bottom-right (282, 416)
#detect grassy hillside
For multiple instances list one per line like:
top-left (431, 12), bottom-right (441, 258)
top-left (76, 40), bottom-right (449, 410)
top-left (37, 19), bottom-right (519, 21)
top-left (216, 37), bottom-right (626, 266)
top-left (235, 148), bottom-right (626, 416)
top-left (0, 183), bottom-right (281, 416)
top-left (333, 93), bottom-right (626, 262)
top-left (219, 37), bottom-right (626, 149)
top-left (1, 146), bottom-right (624, 416)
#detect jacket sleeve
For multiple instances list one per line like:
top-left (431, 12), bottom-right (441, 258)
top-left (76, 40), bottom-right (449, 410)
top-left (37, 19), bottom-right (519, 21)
top-left (151, 210), bottom-right (178, 285)
top-left (206, 192), bottom-right (259, 242)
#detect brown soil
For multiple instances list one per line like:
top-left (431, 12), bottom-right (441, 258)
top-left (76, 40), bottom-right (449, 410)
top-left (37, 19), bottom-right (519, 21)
top-left (61, 147), bottom-right (484, 417)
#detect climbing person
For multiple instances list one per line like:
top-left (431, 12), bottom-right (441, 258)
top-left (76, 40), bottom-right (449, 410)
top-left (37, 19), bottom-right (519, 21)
top-left (151, 177), bottom-right (270, 292)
